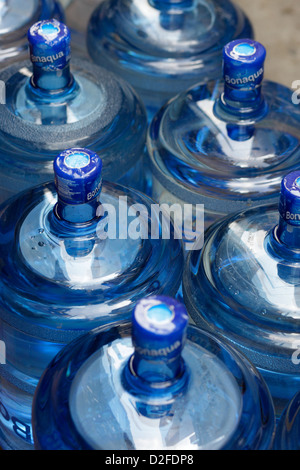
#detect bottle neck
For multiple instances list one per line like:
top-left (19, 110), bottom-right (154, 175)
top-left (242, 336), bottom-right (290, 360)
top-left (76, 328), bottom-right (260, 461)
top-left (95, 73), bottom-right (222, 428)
top-left (122, 351), bottom-right (188, 420)
top-left (218, 81), bottom-right (267, 120)
top-left (54, 195), bottom-right (101, 225)
top-left (213, 81), bottom-right (268, 140)
top-left (276, 216), bottom-right (300, 251)
top-left (31, 63), bottom-right (74, 94)
top-left (130, 351), bottom-right (183, 385)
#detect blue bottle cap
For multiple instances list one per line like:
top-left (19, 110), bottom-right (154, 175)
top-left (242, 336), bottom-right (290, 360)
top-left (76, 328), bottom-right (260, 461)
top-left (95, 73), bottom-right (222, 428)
top-left (223, 39), bottom-right (266, 90)
top-left (54, 148), bottom-right (103, 205)
top-left (132, 296), bottom-right (189, 361)
top-left (279, 172), bottom-right (300, 226)
top-left (28, 19), bottom-right (71, 71)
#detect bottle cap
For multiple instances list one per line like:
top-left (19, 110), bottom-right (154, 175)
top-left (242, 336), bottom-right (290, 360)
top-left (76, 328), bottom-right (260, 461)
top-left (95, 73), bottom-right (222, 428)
top-left (223, 39), bottom-right (266, 90)
top-left (279, 172), bottom-right (300, 226)
top-left (132, 296), bottom-right (189, 362)
top-left (54, 148), bottom-right (103, 205)
top-left (28, 19), bottom-right (71, 71)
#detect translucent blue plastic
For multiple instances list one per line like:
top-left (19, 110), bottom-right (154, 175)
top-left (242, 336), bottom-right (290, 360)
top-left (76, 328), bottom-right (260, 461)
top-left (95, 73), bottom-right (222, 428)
top-left (0, 0), bottom-right (64, 68)
top-left (183, 171), bottom-right (300, 418)
top-left (274, 391), bottom-right (300, 450)
top-left (87, 0), bottom-right (253, 119)
top-left (32, 296), bottom-right (275, 450)
top-left (148, 39), bottom-right (300, 242)
top-left (0, 150), bottom-right (184, 450)
top-left (0, 19), bottom-right (147, 204)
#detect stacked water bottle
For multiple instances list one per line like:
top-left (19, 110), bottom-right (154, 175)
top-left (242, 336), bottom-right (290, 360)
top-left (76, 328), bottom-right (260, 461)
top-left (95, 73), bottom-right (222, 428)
top-left (0, 0), bottom-right (299, 451)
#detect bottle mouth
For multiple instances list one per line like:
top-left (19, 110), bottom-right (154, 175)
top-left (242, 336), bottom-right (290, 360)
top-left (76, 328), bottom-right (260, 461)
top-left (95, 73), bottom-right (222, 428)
top-left (231, 42), bottom-right (256, 57)
top-left (38, 22), bottom-right (60, 39)
top-left (279, 172), bottom-right (300, 226)
top-left (226, 40), bottom-right (259, 62)
top-left (132, 296), bottom-right (189, 363)
top-left (28, 19), bottom-right (71, 71)
top-left (146, 304), bottom-right (175, 324)
top-left (64, 151), bottom-right (91, 170)
top-left (267, 171), bottom-right (300, 256)
top-left (54, 148), bottom-right (103, 207)
top-left (28, 19), bottom-right (68, 43)
top-left (223, 39), bottom-right (266, 90)
top-left (213, 38), bottom-right (268, 123)
top-left (128, 297), bottom-right (189, 391)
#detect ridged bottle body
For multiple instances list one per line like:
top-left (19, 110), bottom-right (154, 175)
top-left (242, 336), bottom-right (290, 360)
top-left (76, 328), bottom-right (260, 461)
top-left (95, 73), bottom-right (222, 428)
top-left (0, 58), bottom-right (147, 204)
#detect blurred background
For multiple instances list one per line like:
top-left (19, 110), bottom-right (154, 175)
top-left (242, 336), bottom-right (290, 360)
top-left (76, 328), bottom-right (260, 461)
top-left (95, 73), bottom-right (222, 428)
top-left (65, 0), bottom-right (300, 89)
top-left (236, 0), bottom-right (300, 87)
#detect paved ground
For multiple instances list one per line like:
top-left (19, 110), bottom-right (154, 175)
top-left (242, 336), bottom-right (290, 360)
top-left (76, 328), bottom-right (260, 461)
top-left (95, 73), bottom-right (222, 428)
top-left (235, 0), bottom-right (300, 87)
top-left (66, 0), bottom-right (300, 88)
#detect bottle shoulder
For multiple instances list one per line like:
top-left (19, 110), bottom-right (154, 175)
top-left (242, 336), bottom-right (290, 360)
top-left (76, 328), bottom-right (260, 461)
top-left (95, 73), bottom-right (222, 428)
top-left (0, 58), bottom-right (147, 178)
top-left (32, 322), bottom-right (275, 450)
top-left (87, 0), bottom-right (253, 77)
top-left (183, 204), bottom-right (300, 353)
top-left (0, 58), bottom-right (146, 143)
top-left (274, 392), bottom-right (300, 450)
top-left (0, 182), bottom-right (183, 335)
top-left (148, 80), bottom-right (300, 207)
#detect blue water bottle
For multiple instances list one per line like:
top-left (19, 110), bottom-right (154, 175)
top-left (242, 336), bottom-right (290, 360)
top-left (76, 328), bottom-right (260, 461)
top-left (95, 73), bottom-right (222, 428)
top-left (87, 0), bottom-right (253, 119)
top-left (0, 18), bottom-right (147, 203)
top-left (0, 148), bottom-right (184, 450)
top-left (148, 39), bottom-right (300, 242)
top-left (32, 296), bottom-right (275, 450)
top-left (274, 391), bottom-right (300, 450)
top-left (0, 0), bottom-right (64, 68)
top-left (183, 171), bottom-right (300, 418)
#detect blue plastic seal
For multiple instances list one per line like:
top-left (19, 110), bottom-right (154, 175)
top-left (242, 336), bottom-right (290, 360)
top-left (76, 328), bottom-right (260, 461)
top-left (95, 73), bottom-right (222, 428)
top-left (223, 39), bottom-right (266, 90)
top-left (279, 172), bottom-right (300, 226)
top-left (149, 0), bottom-right (194, 10)
top-left (28, 19), bottom-right (71, 71)
top-left (132, 296), bottom-right (189, 361)
top-left (54, 148), bottom-right (103, 205)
